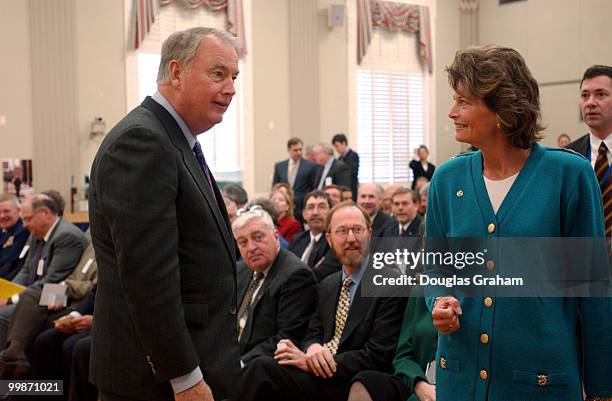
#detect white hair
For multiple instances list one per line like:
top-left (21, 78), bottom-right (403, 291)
top-left (232, 209), bottom-right (275, 233)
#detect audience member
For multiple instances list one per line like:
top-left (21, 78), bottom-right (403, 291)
top-left (42, 189), bottom-right (66, 217)
top-left (313, 143), bottom-right (351, 189)
top-left (236, 201), bottom-right (406, 401)
top-left (323, 184), bottom-right (343, 206)
top-left (304, 144), bottom-right (316, 163)
top-left (409, 145), bottom-right (435, 190)
top-left (332, 134), bottom-right (360, 200)
top-left (0, 195), bottom-right (28, 280)
top-left (272, 138), bottom-right (319, 220)
top-left (382, 188), bottom-right (422, 238)
top-left (232, 209), bottom-right (317, 367)
top-left (382, 184), bottom-right (401, 214)
top-left (223, 184), bottom-right (249, 209)
top-left (357, 183), bottom-right (396, 241)
top-left (413, 176), bottom-right (429, 192)
top-left (0, 242), bottom-right (97, 377)
top-left (0, 194), bottom-right (88, 348)
top-left (340, 186), bottom-right (353, 203)
top-left (568, 65), bottom-right (612, 238)
top-left (32, 286), bottom-right (97, 401)
top-left (270, 189), bottom-right (302, 242)
top-left (223, 196), bottom-right (238, 224)
top-left (271, 182), bottom-right (295, 201)
top-left (417, 184), bottom-right (429, 216)
top-left (556, 133), bottom-right (571, 148)
top-left (288, 191), bottom-right (341, 281)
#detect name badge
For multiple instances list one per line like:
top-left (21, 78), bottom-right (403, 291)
top-left (2, 236), bottom-right (14, 248)
top-left (325, 177), bottom-right (333, 186)
top-left (37, 259), bottom-right (45, 276)
top-left (81, 258), bottom-right (94, 274)
top-left (425, 360), bottom-right (436, 384)
top-left (19, 245), bottom-right (30, 259)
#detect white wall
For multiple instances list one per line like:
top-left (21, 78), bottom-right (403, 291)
top-left (479, 0), bottom-right (612, 146)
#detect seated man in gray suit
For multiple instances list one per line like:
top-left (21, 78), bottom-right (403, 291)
top-left (0, 194), bottom-right (88, 349)
top-left (233, 208), bottom-right (317, 368)
top-left (0, 242), bottom-right (96, 377)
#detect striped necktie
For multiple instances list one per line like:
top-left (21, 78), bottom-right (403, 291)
top-left (595, 142), bottom-right (612, 239)
top-left (193, 142), bottom-right (214, 193)
top-left (237, 272), bottom-right (264, 337)
top-left (325, 277), bottom-right (352, 355)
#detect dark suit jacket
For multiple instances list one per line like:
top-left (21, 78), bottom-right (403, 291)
top-left (89, 97), bottom-right (241, 400)
top-left (382, 214), bottom-right (423, 238)
top-left (13, 218), bottom-right (88, 290)
top-left (567, 133), bottom-right (590, 157)
top-left (237, 249), bottom-right (317, 365)
top-left (0, 218), bottom-right (29, 280)
top-left (287, 231), bottom-right (342, 282)
top-left (372, 211), bottom-right (397, 239)
top-left (409, 160), bottom-right (435, 189)
top-left (315, 159), bottom-right (352, 189)
top-left (272, 158), bottom-right (318, 212)
top-left (339, 149), bottom-right (360, 200)
top-left (302, 271), bottom-right (406, 380)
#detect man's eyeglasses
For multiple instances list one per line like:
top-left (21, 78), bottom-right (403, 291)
top-left (236, 204), bottom-right (263, 217)
top-left (331, 225), bottom-right (367, 238)
top-left (304, 204), bottom-right (329, 212)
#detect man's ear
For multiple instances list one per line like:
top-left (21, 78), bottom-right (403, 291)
top-left (168, 60), bottom-right (183, 89)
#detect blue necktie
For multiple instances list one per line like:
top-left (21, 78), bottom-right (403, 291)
top-left (192, 142), bottom-right (214, 193)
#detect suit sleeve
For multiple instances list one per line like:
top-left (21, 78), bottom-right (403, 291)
top-left (335, 163), bottom-right (352, 187)
top-left (272, 163), bottom-right (281, 186)
top-left (302, 295), bottom-right (326, 351)
top-left (95, 128), bottom-right (200, 381)
top-left (334, 296), bottom-right (407, 379)
top-left (241, 268), bottom-right (318, 364)
top-left (29, 232), bottom-right (87, 291)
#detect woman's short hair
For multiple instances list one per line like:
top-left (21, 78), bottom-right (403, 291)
top-left (446, 44), bottom-right (543, 149)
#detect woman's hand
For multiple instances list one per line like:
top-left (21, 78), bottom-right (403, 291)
top-left (415, 380), bottom-right (436, 401)
top-left (432, 296), bottom-right (462, 335)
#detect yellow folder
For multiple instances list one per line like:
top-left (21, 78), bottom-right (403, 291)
top-left (0, 278), bottom-right (26, 299)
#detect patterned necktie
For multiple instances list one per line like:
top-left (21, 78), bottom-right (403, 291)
top-left (237, 272), bottom-right (265, 336)
top-left (325, 277), bottom-right (353, 355)
top-left (26, 240), bottom-right (45, 285)
top-left (595, 142), bottom-right (612, 239)
top-left (192, 142), bottom-right (214, 193)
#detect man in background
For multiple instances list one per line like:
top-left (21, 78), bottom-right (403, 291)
top-left (313, 143), bottom-right (351, 190)
top-left (332, 134), bottom-right (359, 201)
top-left (0, 195), bottom-right (28, 280)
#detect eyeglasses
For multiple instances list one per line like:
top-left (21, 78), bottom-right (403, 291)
top-left (305, 203), bottom-right (329, 212)
top-left (331, 225), bottom-right (367, 238)
top-left (236, 204), bottom-right (263, 217)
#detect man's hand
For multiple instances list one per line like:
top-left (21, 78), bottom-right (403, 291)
top-left (53, 315), bottom-right (77, 334)
top-left (415, 380), bottom-right (436, 401)
top-left (48, 303), bottom-right (65, 312)
top-left (73, 315), bottom-right (93, 333)
top-left (175, 379), bottom-right (214, 401)
top-left (432, 296), bottom-right (462, 335)
top-left (305, 343), bottom-right (336, 379)
top-left (0, 298), bottom-right (8, 307)
top-left (275, 339), bottom-right (308, 372)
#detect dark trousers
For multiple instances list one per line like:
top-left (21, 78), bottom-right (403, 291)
top-left (69, 335), bottom-right (96, 401)
top-left (236, 356), bottom-right (348, 401)
top-left (31, 328), bottom-right (90, 400)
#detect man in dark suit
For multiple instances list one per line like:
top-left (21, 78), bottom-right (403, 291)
top-left (0, 194), bottom-right (88, 353)
top-left (0, 195), bottom-right (28, 281)
top-left (357, 183), bottom-right (396, 246)
top-left (288, 191), bottom-right (341, 282)
top-left (382, 187), bottom-right (422, 238)
top-left (236, 202), bottom-right (406, 401)
top-left (313, 143), bottom-right (351, 189)
top-left (272, 137), bottom-right (319, 219)
top-left (568, 65), bottom-right (612, 238)
top-left (88, 28), bottom-right (241, 401)
top-left (232, 209), bottom-right (317, 367)
top-left (332, 134), bottom-right (360, 201)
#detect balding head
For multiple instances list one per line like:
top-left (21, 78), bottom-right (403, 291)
top-left (357, 183), bottom-right (382, 216)
top-left (21, 194), bottom-right (59, 239)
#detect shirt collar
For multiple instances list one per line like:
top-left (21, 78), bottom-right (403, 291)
top-left (309, 231), bottom-right (323, 242)
top-left (44, 217), bottom-right (60, 242)
top-left (324, 157), bottom-right (334, 170)
top-left (152, 91), bottom-right (197, 150)
top-left (341, 255), bottom-right (368, 287)
top-left (589, 132), bottom-right (612, 154)
top-left (342, 148), bottom-right (350, 158)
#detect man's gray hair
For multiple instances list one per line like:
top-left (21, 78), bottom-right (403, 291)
top-left (0, 194), bottom-right (20, 209)
top-left (157, 27), bottom-right (241, 84)
top-left (317, 143), bottom-right (334, 156)
top-left (232, 209), bottom-right (275, 233)
top-left (27, 194), bottom-right (58, 216)
top-left (419, 183), bottom-right (430, 196)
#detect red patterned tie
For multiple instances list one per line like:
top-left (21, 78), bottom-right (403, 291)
top-left (594, 142), bottom-right (612, 239)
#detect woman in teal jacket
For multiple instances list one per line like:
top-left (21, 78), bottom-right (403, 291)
top-left (427, 45), bottom-right (612, 401)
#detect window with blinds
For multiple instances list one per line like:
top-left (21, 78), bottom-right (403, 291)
top-left (356, 29), bottom-right (426, 184)
top-left (133, 2), bottom-right (242, 177)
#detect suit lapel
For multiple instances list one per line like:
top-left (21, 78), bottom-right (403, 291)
top-left (142, 97), bottom-right (235, 262)
top-left (250, 251), bottom-right (282, 310)
top-left (323, 277), bottom-right (342, 342)
top-left (281, 160), bottom-right (289, 183)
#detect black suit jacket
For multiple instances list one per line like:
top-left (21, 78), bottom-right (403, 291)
top-left (315, 159), bottom-right (352, 189)
top-left (409, 160), bottom-right (436, 189)
top-left (382, 214), bottom-right (423, 238)
top-left (371, 211), bottom-right (397, 239)
top-left (338, 149), bottom-right (360, 200)
top-left (302, 271), bottom-right (406, 380)
top-left (567, 133), bottom-right (590, 158)
top-left (272, 158), bottom-right (318, 212)
top-left (89, 97), bottom-right (241, 400)
top-left (0, 219), bottom-right (29, 281)
top-left (287, 231), bottom-right (341, 282)
top-left (237, 249), bottom-right (317, 365)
